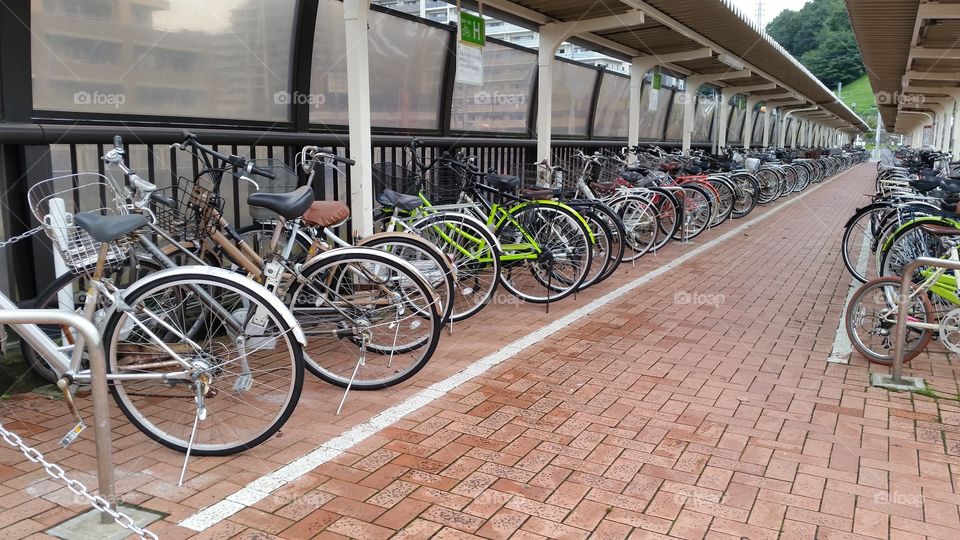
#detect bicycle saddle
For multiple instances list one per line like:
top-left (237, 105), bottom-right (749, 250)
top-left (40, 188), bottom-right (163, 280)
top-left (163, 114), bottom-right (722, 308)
top-left (920, 223), bottom-right (960, 236)
top-left (485, 174), bottom-right (520, 191)
top-left (302, 200), bottom-right (350, 227)
top-left (682, 165), bottom-right (701, 175)
top-left (248, 186), bottom-right (314, 220)
top-left (910, 178), bottom-right (941, 192)
top-left (520, 187), bottom-right (558, 200)
top-left (73, 212), bottom-right (148, 242)
top-left (376, 189), bottom-right (423, 211)
top-left (940, 179), bottom-right (960, 193)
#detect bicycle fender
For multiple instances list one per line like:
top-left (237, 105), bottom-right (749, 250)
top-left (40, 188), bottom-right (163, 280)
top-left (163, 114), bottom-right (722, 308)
top-left (121, 266), bottom-right (307, 345)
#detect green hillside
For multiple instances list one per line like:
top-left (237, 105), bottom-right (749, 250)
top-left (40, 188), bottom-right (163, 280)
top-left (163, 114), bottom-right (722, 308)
top-left (839, 75), bottom-right (876, 122)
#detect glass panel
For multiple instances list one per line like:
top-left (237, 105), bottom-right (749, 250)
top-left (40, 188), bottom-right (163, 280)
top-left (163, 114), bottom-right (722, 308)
top-left (693, 96), bottom-right (716, 143)
top-left (310, 5), bottom-right (448, 129)
top-left (551, 61), bottom-right (596, 136)
top-left (31, 0), bottom-right (297, 120)
top-left (751, 107), bottom-right (764, 144)
top-left (637, 82), bottom-right (662, 140)
top-left (309, 0), bottom-right (349, 126)
top-left (592, 73), bottom-right (630, 138)
top-left (664, 91), bottom-right (686, 141)
top-left (728, 105), bottom-right (745, 143)
top-left (451, 42), bottom-right (536, 133)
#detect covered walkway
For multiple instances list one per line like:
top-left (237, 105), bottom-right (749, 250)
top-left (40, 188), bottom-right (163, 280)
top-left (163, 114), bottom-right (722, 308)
top-left (3, 163), bottom-right (958, 539)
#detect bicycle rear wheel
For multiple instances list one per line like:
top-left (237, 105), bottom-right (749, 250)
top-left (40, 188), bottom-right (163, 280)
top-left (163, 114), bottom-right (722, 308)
top-left (845, 277), bottom-right (933, 364)
top-left (291, 249), bottom-right (442, 389)
top-left (104, 269), bottom-right (304, 456)
top-left (496, 203), bottom-right (592, 303)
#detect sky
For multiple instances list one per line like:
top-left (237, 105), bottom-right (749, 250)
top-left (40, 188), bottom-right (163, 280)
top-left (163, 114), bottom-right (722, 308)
top-left (728, 0), bottom-right (812, 28)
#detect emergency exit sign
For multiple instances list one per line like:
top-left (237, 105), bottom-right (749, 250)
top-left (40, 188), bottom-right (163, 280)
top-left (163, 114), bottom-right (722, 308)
top-left (460, 12), bottom-right (485, 47)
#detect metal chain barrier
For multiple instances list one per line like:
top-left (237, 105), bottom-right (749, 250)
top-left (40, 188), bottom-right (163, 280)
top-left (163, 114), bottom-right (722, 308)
top-left (0, 423), bottom-right (158, 540)
top-left (0, 226), bottom-right (41, 251)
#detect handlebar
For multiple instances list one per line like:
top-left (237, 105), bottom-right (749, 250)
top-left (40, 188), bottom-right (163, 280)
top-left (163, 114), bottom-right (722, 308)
top-left (173, 132), bottom-right (276, 180)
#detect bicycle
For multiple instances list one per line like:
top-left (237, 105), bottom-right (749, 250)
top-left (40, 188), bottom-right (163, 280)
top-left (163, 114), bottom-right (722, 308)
top-left (846, 223), bottom-right (960, 364)
top-left (19, 166), bottom-right (306, 461)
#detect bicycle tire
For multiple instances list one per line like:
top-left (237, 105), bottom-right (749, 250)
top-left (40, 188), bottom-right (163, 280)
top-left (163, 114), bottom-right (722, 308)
top-left (103, 269), bottom-right (304, 456)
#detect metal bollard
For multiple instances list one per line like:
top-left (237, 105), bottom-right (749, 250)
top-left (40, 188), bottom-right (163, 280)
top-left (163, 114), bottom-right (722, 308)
top-left (0, 310), bottom-right (115, 524)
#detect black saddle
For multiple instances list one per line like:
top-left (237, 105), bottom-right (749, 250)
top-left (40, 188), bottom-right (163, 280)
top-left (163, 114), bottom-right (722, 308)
top-left (485, 174), bottom-right (520, 191)
top-left (376, 189), bottom-right (423, 211)
top-left (910, 178), bottom-right (941, 193)
top-left (74, 212), bottom-right (148, 242)
top-left (247, 186), bottom-right (314, 220)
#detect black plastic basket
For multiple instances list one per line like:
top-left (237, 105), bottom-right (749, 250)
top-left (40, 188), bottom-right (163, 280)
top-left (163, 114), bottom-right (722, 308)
top-left (372, 163), bottom-right (422, 196)
top-left (151, 176), bottom-right (223, 243)
top-left (420, 160), bottom-right (468, 205)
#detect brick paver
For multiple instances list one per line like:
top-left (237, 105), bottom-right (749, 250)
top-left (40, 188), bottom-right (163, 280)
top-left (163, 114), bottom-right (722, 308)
top-left (3, 162), bottom-right (960, 539)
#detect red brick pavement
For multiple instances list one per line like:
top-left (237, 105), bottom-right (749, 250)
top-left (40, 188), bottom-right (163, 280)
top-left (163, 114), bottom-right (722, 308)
top-left (3, 162), bottom-right (960, 539)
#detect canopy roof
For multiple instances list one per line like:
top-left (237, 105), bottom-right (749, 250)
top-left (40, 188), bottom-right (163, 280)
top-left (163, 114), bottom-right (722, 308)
top-left (470, 0), bottom-right (868, 132)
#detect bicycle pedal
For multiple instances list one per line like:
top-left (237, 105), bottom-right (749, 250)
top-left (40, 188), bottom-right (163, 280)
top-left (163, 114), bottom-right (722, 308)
top-left (60, 422), bottom-right (86, 448)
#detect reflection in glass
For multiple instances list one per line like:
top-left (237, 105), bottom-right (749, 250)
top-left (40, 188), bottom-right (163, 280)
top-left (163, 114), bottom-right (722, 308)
top-left (451, 42), bottom-right (536, 134)
top-left (593, 73), bottom-right (630, 138)
top-left (31, 0), bottom-right (297, 121)
top-left (551, 61), bottom-right (596, 136)
top-left (311, 3), bottom-right (447, 130)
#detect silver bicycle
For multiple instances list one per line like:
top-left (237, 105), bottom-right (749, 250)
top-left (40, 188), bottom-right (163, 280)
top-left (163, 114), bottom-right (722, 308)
top-left (10, 165), bottom-right (307, 463)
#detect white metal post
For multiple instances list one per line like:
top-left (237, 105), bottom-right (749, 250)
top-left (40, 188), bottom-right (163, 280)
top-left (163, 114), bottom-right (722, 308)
top-left (717, 88), bottom-right (732, 150)
top-left (762, 105), bottom-right (772, 148)
top-left (537, 24), bottom-right (573, 162)
top-left (344, 0), bottom-right (374, 236)
top-left (743, 96), bottom-right (759, 148)
top-left (628, 58), bottom-right (657, 159)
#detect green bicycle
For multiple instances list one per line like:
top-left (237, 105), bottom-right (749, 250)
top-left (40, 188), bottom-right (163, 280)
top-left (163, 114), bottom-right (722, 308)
top-left (375, 140), bottom-right (594, 310)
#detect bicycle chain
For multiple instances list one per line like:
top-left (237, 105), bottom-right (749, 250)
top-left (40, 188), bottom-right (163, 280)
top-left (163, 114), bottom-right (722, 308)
top-left (0, 423), bottom-right (158, 540)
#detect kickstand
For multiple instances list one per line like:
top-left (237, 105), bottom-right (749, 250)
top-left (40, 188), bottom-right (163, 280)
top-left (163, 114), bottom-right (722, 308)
top-left (337, 335), bottom-right (367, 415)
top-left (178, 392), bottom-right (205, 486)
top-left (545, 258), bottom-right (554, 314)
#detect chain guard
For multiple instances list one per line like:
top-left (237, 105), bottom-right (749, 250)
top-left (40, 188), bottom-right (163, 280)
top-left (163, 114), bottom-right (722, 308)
top-left (939, 308), bottom-right (960, 355)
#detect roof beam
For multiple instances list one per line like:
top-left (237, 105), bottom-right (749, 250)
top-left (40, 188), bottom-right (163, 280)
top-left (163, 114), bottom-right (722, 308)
top-left (904, 70), bottom-right (960, 82)
top-left (541, 11), bottom-right (645, 37)
top-left (717, 83), bottom-right (776, 93)
top-left (917, 3), bottom-right (960, 20)
top-left (910, 46), bottom-right (960, 59)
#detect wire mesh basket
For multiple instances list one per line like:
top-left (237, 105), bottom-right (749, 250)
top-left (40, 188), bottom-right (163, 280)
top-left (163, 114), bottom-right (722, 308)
top-left (420, 160), bottom-right (468, 205)
top-left (372, 163), bottom-right (422, 196)
top-left (28, 173), bottom-right (133, 271)
top-left (151, 175), bottom-right (222, 242)
top-left (249, 159), bottom-right (301, 221)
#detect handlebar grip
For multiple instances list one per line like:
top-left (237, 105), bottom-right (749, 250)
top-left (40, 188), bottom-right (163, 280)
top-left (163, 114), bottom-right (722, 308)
top-left (334, 155), bottom-right (356, 166)
top-left (181, 130), bottom-right (197, 141)
top-left (149, 191), bottom-right (176, 208)
top-left (113, 135), bottom-right (123, 150)
top-left (410, 138), bottom-right (422, 149)
top-left (248, 165), bottom-right (276, 180)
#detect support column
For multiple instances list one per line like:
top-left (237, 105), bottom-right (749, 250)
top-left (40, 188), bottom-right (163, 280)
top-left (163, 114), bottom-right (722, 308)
top-left (951, 94), bottom-right (960, 156)
top-left (717, 88), bottom-right (732, 150)
top-left (743, 96), bottom-right (760, 149)
top-left (344, 0), bottom-right (373, 236)
top-left (942, 99), bottom-right (956, 152)
top-left (628, 58), bottom-right (658, 158)
top-left (537, 25), bottom-right (569, 162)
top-left (762, 105), bottom-right (772, 148)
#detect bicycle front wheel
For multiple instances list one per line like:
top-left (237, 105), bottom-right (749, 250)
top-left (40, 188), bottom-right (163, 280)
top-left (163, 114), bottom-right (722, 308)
top-left (103, 269), bottom-right (304, 456)
top-left (845, 277), bottom-right (934, 364)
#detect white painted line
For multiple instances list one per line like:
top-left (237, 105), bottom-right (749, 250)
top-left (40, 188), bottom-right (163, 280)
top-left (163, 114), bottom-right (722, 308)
top-left (179, 165), bottom-right (860, 532)
top-left (828, 229), bottom-right (871, 364)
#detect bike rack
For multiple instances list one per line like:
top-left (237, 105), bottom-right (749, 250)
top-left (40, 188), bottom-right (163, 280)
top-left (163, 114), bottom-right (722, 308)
top-left (869, 256), bottom-right (952, 392)
top-left (0, 309), bottom-right (115, 524)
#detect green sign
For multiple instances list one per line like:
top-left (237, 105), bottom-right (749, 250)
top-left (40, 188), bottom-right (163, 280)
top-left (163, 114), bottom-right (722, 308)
top-left (651, 71), bottom-right (662, 90)
top-left (460, 12), bottom-right (485, 47)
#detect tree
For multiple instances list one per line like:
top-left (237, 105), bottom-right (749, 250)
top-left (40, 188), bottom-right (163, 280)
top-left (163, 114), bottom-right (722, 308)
top-left (765, 0), bottom-right (865, 87)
